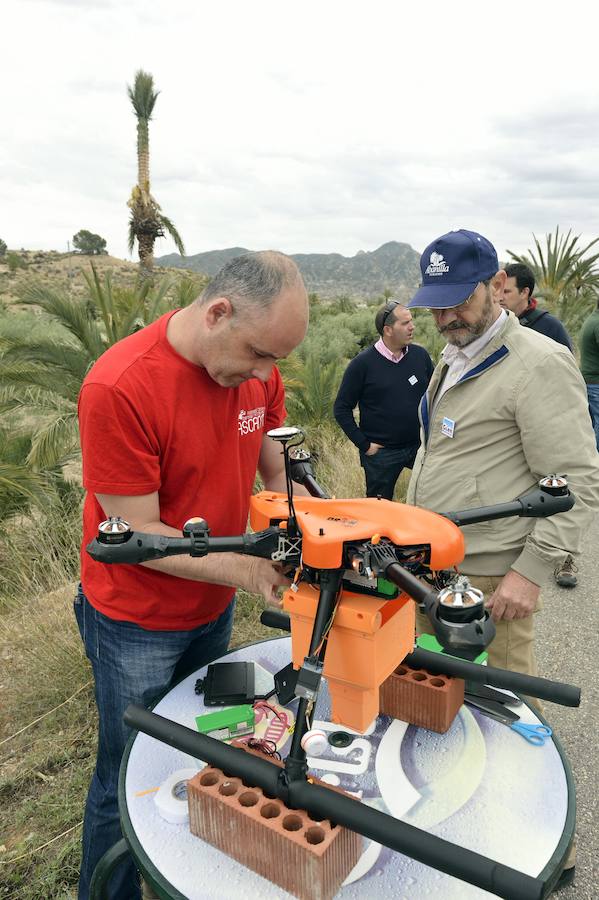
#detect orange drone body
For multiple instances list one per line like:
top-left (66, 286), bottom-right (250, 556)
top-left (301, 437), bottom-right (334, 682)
top-left (250, 493), bottom-right (465, 732)
top-left (249, 493), bottom-right (465, 571)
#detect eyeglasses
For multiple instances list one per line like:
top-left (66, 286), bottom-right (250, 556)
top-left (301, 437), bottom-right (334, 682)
top-left (430, 284), bottom-right (480, 317)
top-left (381, 301), bottom-right (400, 329)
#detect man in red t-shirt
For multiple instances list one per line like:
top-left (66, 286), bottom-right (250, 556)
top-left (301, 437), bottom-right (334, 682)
top-left (75, 251), bottom-right (309, 900)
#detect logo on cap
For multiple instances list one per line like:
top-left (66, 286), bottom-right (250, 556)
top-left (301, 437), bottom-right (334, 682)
top-left (425, 252), bottom-right (449, 277)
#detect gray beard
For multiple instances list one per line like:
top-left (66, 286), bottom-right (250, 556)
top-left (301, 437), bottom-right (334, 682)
top-left (439, 295), bottom-right (495, 348)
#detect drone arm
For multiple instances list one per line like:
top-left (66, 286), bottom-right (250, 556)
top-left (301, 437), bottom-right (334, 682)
top-left (288, 449), bottom-right (329, 498)
top-left (86, 526), bottom-right (283, 566)
top-left (407, 647), bottom-right (580, 707)
top-left (441, 486), bottom-right (574, 527)
top-left (367, 542), bottom-right (438, 610)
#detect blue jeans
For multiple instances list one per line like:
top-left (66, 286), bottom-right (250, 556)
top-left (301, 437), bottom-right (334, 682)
top-left (587, 384), bottom-right (599, 451)
top-left (359, 443), bottom-right (419, 500)
top-left (74, 585), bottom-right (235, 900)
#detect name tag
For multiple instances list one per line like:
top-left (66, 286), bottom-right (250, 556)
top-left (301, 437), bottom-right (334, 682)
top-left (408, 375), bottom-right (418, 386)
top-left (441, 417), bottom-right (455, 438)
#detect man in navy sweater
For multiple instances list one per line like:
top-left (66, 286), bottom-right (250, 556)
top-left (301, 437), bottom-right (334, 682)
top-left (501, 263), bottom-right (573, 351)
top-left (334, 301), bottom-right (434, 499)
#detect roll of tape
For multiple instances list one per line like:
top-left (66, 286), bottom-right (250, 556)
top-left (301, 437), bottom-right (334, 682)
top-left (154, 768), bottom-right (198, 825)
top-left (301, 729), bottom-right (328, 757)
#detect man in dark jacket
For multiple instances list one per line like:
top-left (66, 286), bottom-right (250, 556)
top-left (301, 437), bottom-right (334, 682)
top-left (580, 300), bottom-right (599, 451)
top-left (502, 263), bottom-right (573, 350)
top-left (502, 262), bottom-right (577, 587)
top-left (333, 301), bottom-right (433, 499)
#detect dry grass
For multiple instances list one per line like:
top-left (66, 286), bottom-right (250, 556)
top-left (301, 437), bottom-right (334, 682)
top-left (0, 584), bottom-right (94, 900)
top-left (310, 424), bottom-right (409, 502)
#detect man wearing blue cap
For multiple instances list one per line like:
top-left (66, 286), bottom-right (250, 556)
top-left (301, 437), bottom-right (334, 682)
top-left (406, 229), bottom-right (599, 683)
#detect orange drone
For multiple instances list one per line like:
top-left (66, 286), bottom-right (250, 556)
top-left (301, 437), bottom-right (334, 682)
top-left (89, 426), bottom-right (580, 898)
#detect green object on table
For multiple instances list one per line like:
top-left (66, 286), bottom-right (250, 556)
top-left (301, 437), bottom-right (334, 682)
top-left (195, 703), bottom-right (255, 740)
top-left (377, 577), bottom-right (398, 597)
top-left (416, 632), bottom-right (488, 665)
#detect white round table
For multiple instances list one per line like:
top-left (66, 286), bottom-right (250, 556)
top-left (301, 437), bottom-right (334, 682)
top-left (119, 637), bottom-right (575, 899)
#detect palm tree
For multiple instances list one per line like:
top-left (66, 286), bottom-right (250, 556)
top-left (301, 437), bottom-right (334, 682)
top-left (0, 266), bottom-right (175, 470)
top-left (127, 70), bottom-right (185, 280)
top-left (507, 227), bottom-right (599, 321)
top-left (281, 352), bottom-right (342, 433)
top-left (0, 422), bottom-right (49, 523)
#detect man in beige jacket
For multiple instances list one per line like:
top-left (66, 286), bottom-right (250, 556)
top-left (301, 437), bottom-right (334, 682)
top-left (406, 229), bottom-right (599, 680)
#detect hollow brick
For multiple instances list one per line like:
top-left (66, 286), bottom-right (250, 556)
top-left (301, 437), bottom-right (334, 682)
top-left (379, 663), bottom-right (464, 733)
top-left (187, 747), bottom-right (361, 900)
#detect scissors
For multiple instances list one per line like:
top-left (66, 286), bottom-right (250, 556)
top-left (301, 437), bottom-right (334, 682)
top-left (465, 697), bottom-right (553, 746)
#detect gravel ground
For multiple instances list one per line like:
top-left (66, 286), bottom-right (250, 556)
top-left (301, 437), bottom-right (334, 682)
top-left (535, 513), bottom-right (598, 898)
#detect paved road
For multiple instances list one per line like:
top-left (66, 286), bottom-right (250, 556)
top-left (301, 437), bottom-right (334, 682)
top-left (535, 513), bottom-right (598, 898)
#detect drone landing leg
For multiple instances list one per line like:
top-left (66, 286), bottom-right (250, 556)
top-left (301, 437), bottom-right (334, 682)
top-left (282, 568), bottom-right (344, 786)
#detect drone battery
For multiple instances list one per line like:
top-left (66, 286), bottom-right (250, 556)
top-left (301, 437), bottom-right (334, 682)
top-left (202, 662), bottom-right (255, 706)
top-left (195, 704), bottom-right (255, 741)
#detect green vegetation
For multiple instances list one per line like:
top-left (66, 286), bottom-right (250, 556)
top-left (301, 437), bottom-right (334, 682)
top-left (0, 239), bottom-right (6, 258)
top-left (6, 252), bottom-right (26, 275)
top-left (72, 230), bottom-right (107, 256)
top-left (127, 70), bottom-right (185, 281)
top-left (508, 227), bottom-right (599, 334)
top-left (0, 262), bottom-right (203, 471)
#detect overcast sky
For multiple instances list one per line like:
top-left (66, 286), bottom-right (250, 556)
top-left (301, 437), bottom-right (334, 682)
top-left (2, 0), bottom-right (599, 264)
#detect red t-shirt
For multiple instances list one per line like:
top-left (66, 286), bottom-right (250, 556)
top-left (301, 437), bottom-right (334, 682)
top-left (79, 310), bottom-right (285, 630)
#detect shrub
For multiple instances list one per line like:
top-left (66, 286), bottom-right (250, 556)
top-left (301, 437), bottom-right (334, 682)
top-left (72, 230), bottom-right (107, 256)
top-left (6, 251), bottom-right (26, 274)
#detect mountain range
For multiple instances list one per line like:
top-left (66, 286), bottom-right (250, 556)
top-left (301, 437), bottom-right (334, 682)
top-left (156, 241), bottom-right (421, 300)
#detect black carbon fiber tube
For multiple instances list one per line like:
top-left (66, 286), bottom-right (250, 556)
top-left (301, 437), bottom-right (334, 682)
top-left (123, 705), bottom-right (282, 795)
top-left (260, 609), bottom-right (291, 631)
top-left (385, 561), bottom-right (439, 607)
top-left (289, 780), bottom-right (544, 900)
top-left (440, 488), bottom-right (574, 526)
top-left (298, 473), bottom-right (329, 499)
top-left (406, 647), bottom-right (581, 707)
top-left (124, 705), bottom-right (544, 900)
top-left (289, 455), bottom-right (329, 498)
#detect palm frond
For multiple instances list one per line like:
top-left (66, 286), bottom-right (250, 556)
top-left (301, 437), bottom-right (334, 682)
top-left (0, 335), bottom-right (92, 382)
top-left (128, 218), bottom-right (137, 255)
top-left (26, 412), bottom-right (80, 471)
top-left (0, 361), bottom-right (81, 404)
top-left (508, 227), bottom-right (599, 316)
top-left (127, 70), bottom-right (159, 121)
top-left (0, 463), bottom-right (49, 518)
top-left (143, 277), bottom-right (175, 321)
top-left (82, 263), bottom-right (120, 345)
top-left (158, 213), bottom-right (186, 257)
top-left (18, 281), bottom-right (106, 359)
top-left (284, 354), bottom-right (342, 429)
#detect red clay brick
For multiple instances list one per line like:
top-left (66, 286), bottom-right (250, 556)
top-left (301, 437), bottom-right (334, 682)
top-left (188, 747), bottom-right (361, 900)
top-left (379, 663), bottom-right (464, 733)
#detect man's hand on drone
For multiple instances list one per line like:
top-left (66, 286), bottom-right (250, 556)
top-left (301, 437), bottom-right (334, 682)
top-left (244, 557), bottom-right (291, 607)
top-left (486, 570), bottom-right (540, 621)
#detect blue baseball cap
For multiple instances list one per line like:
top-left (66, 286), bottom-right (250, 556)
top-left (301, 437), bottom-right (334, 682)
top-left (408, 229), bottom-right (499, 309)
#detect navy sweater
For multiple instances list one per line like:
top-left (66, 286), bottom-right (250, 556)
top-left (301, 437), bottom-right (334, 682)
top-left (334, 344), bottom-right (434, 452)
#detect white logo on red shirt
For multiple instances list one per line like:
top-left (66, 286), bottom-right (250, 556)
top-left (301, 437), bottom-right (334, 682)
top-left (238, 406), bottom-right (265, 435)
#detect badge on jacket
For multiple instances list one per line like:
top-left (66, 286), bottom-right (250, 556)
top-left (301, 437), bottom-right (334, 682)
top-left (441, 417), bottom-right (455, 438)
top-left (408, 375), bottom-right (418, 385)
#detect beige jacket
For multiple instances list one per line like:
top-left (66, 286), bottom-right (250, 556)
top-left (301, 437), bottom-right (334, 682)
top-left (407, 311), bottom-right (599, 584)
